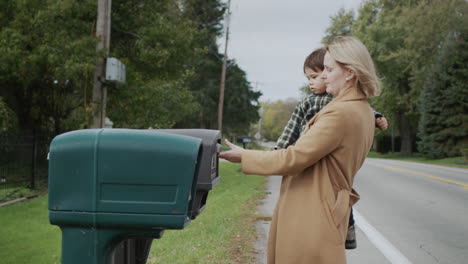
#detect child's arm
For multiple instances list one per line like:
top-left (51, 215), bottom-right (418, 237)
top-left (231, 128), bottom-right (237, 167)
top-left (275, 101), bottom-right (305, 149)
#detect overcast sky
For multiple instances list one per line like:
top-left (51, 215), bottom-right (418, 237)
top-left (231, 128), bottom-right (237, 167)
top-left (218, 0), bottom-right (363, 102)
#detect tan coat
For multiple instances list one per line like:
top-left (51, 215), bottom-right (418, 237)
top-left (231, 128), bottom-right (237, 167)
top-left (242, 87), bottom-right (375, 264)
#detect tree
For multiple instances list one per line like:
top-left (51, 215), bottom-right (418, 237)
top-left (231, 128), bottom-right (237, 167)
top-left (299, 84), bottom-right (312, 98)
top-left (417, 29), bottom-right (468, 158)
top-left (222, 61), bottom-right (262, 135)
top-left (175, 0), bottom-right (262, 133)
top-left (351, 0), bottom-right (466, 155)
top-left (175, 57), bottom-right (262, 134)
top-left (0, 0), bottom-right (211, 133)
top-left (107, 0), bottom-right (203, 128)
top-left (261, 99), bottom-right (298, 141)
top-left (0, 0), bottom-right (98, 135)
top-left (182, 0), bottom-right (226, 43)
top-left (0, 0), bottom-right (259, 135)
top-left (321, 8), bottom-right (355, 45)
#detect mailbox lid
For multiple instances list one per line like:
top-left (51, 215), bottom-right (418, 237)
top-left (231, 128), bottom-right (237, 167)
top-left (49, 129), bottom-right (202, 218)
top-left (96, 129), bottom-right (201, 216)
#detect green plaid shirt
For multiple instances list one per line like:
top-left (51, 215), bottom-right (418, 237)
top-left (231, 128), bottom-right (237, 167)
top-left (275, 93), bottom-right (333, 149)
top-left (275, 92), bottom-right (381, 149)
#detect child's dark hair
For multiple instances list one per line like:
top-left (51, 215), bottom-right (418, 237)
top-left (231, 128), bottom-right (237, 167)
top-left (303, 48), bottom-right (326, 73)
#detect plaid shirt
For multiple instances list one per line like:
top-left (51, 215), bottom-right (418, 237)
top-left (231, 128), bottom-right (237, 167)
top-left (275, 92), bottom-right (382, 149)
top-left (276, 93), bottom-right (333, 149)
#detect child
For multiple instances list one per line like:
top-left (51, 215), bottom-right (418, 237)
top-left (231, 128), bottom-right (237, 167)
top-left (275, 47), bottom-right (388, 250)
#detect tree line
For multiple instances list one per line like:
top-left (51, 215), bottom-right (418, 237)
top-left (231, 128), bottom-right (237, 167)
top-left (326, 0), bottom-right (467, 158)
top-left (260, 0), bottom-right (466, 158)
top-left (0, 0), bottom-right (261, 137)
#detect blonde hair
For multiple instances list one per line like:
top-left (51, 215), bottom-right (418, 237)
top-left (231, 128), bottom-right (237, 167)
top-left (326, 36), bottom-right (381, 97)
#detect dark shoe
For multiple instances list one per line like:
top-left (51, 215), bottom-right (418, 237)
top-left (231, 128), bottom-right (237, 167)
top-left (345, 225), bottom-right (357, 250)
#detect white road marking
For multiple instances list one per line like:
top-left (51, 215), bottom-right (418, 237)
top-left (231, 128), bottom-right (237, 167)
top-left (354, 209), bottom-right (413, 264)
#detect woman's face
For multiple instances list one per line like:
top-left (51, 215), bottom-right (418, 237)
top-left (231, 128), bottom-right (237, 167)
top-left (322, 52), bottom-right (351, 96)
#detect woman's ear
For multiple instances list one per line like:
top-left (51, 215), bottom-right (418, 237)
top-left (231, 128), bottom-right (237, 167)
top-left (345, 68), bottom-right (356, 81)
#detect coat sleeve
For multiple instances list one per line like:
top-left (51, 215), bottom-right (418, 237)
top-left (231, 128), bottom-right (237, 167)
top-left (242, 108), bottom-right (346, 176)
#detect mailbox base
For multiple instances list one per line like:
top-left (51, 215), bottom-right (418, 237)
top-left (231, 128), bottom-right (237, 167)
top-left (112, 238), bottom-right (153, 264)
top-left (60, 227), bottom-right (163, 264)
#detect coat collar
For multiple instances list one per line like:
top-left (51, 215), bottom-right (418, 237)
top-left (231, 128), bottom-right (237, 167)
top-left (329, 86), bottom-right (367, 104)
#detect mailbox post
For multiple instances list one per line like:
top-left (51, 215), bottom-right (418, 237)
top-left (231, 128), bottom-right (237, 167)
top-left (236, 136), bottom-right (252, 149)
top-left (48, 129), bottom-right (220, 264)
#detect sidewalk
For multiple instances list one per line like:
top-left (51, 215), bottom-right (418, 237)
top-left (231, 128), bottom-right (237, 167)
top-left (254, 176), bottom-right (390, 264)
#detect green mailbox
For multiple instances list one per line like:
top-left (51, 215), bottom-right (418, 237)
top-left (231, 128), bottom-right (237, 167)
top-left (48, 129), bottom-right (203, 264)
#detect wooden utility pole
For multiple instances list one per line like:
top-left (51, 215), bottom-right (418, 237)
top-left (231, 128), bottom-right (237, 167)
top-left (92, 0), bottom-right (112, 128)
top-left (217, 0), bottom-right (231, 131)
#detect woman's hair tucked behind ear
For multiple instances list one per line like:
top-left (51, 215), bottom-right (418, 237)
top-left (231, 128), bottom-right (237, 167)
top-left (326, 36), bottom-right (381, 98)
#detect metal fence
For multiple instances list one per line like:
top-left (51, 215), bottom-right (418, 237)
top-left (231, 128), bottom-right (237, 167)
top-left (0, 132), bottom-right (51, 202)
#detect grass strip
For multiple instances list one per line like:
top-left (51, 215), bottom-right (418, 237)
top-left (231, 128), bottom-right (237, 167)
top-left (0, 195), bottom-right (61, 264)
top-left (148, 162), bottom-right (265, 263)
top-left (0, 162), bottom-right (265, 264)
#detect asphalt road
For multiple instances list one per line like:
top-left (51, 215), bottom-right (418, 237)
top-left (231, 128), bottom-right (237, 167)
top-left (254, 142), bottom-right (468, 263)
top-left (354, 158), bottom-right (468, 264)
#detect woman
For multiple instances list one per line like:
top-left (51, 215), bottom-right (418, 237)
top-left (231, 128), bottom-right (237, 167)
top-left (220, 36), bottom-right (381, 264)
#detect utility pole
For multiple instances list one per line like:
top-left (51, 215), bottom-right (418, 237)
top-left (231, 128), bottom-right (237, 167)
top-left (217, 0), bottom-right (231, 131)
top-left (92, 0), bottom-right (112, 128)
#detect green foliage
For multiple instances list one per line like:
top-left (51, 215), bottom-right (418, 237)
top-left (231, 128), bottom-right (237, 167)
top-left (109, 78), bottom-right (199, 129)
top-left (175, 0), bottom-right (261, 134)
top-left (109, 0), bottom-right (251, 130)
top-left (182, 0), bottom-right (226, 40)
top-left (108, 0), bottom-right (204, 129)
top-left (321, 8), bottom-right (355, 45)
top-left (0, 0), bottom-right (98, 134)
top-left (0, 97), bottom-right (17, 132)
top-left (1, 0), bottom-right (258, 135)
top-left (175, 56), bottom-right (261, 134)
top-left (348, 0), bottom-right (468, 155)
top-left (260, 99), bottom-right (298, 141)
top-left (222, 62), bottom-right (262, 134)
top-left (299, 84), bottom-right (312, 98)
top-left (417, 30), bottom-right (468, 158)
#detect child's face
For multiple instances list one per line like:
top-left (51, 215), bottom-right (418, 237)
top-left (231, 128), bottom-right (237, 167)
top-left (304, 67), bottom-right (326, 94)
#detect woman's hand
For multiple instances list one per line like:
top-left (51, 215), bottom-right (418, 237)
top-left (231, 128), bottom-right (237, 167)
top-left (219, 139), bottom-right (244, 163)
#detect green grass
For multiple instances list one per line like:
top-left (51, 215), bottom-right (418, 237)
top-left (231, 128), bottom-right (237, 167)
top-left (0, 163), bottom-right (266, 264)
top-left (367, 152), bottom-right (468, 168)
top-left (148, 162), bottom-right (265, 264)
top-left (0, 195), bottom-right (62, 264)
